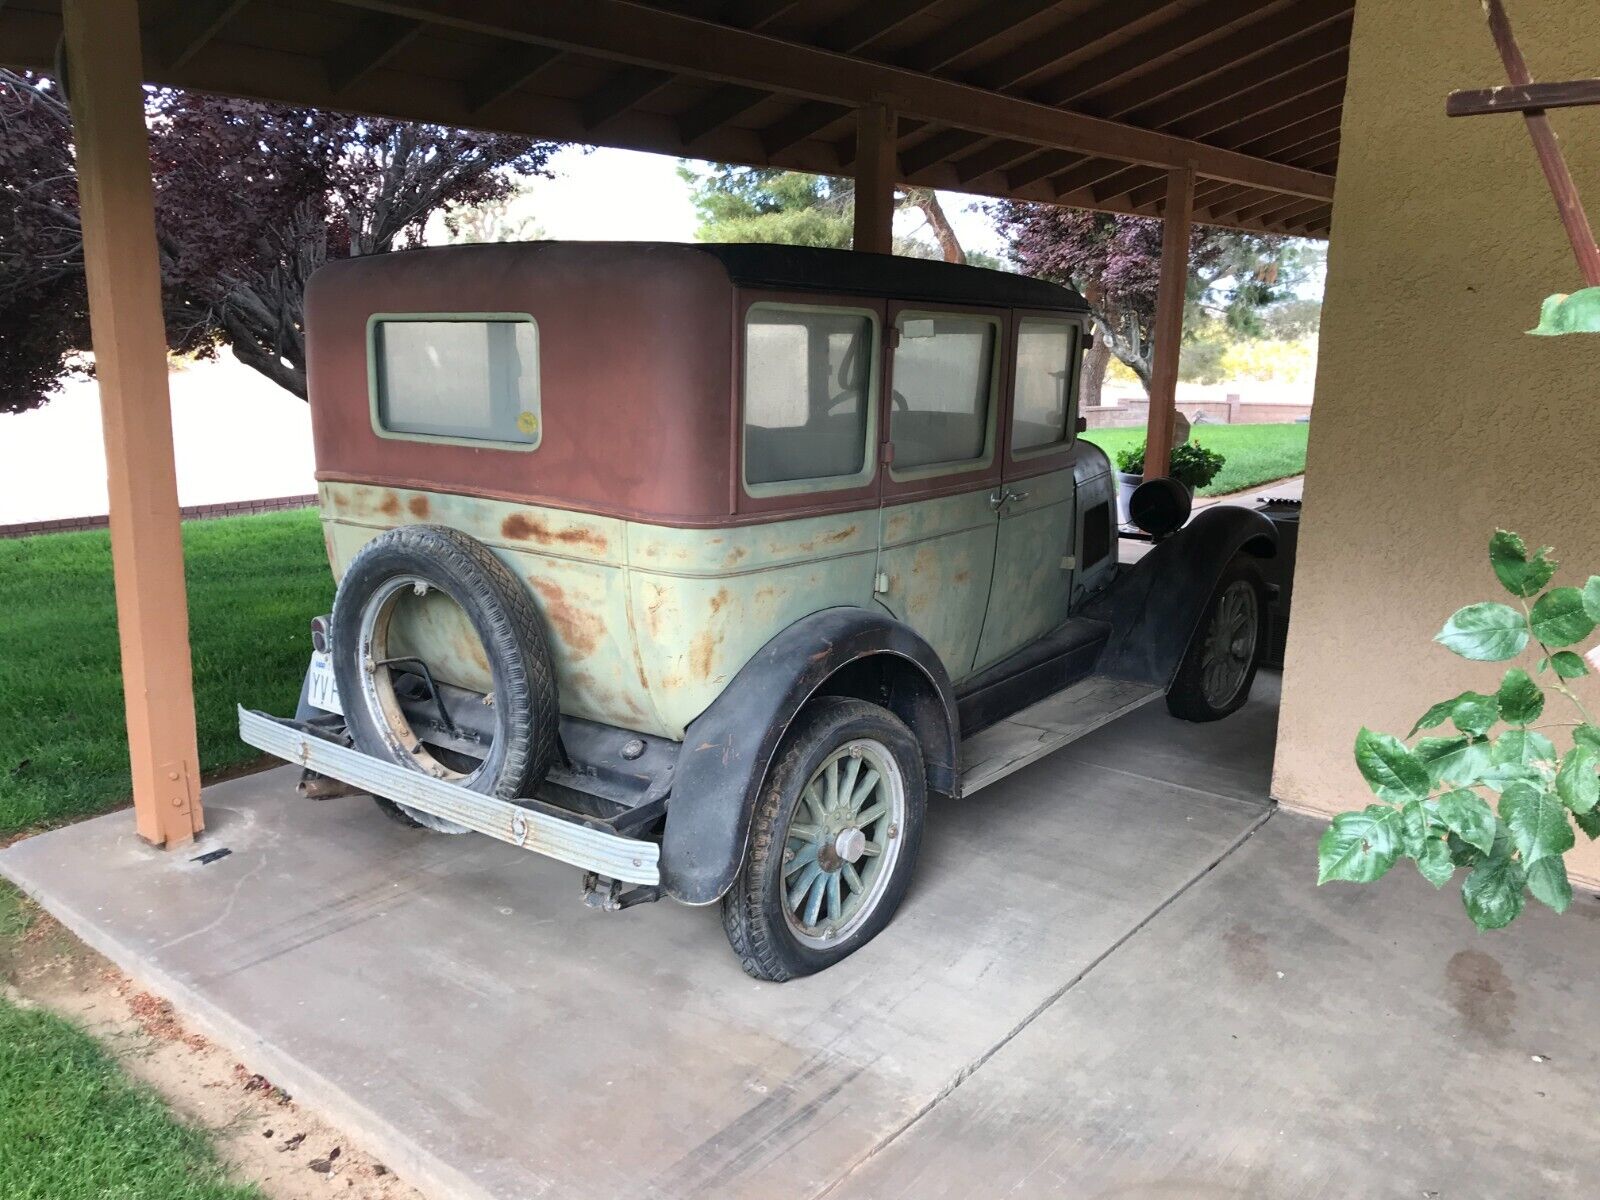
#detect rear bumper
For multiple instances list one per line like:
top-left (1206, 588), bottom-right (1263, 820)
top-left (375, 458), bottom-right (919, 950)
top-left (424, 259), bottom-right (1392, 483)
top-left (237, 707), bottom-right (661, 886)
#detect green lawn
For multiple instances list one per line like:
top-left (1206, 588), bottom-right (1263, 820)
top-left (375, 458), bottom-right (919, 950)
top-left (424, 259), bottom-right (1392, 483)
top-left (0, 886), bottom-right (259, 1200)
top-left (0, 510), bottom-right (332, 836)
top-left (1081, 422), bottom-right (1308, 497)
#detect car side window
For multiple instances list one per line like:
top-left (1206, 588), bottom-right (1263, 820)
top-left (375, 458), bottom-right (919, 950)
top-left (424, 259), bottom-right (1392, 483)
top-left (1011, 318), bottom-right (1081, 454)
top-left (889, 313), bottom-right (998, 473)
top-left (371, 316), bottom-right (541, 450)
top-left (743, 304), bottom-right (875, 489)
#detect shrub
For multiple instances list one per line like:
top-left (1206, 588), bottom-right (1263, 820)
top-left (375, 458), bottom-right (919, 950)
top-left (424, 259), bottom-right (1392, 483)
top-left (1113, 440), bottom-right (1226, 490)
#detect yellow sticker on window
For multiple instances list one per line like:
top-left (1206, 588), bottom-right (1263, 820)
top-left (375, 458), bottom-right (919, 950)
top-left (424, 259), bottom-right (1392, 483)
top-left (516, 411), bottom-right (539, 435)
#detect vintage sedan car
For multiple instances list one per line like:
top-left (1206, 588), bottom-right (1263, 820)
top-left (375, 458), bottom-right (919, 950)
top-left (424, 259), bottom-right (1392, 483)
top-left (238, 241), bottom-right (1275, 981)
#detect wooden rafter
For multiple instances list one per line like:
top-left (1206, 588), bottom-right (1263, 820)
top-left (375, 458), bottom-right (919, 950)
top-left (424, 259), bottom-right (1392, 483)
top-left (325, 12), bottom-right (423, 94)
top-left (154, 0), bottom-right (249, 71)
top-left (463, 43), bottom-right (561, 113)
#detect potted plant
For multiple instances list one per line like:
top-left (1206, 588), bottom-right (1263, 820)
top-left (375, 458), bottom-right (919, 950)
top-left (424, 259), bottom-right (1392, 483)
top-left (1113, 440), bottom-right (1226, 525)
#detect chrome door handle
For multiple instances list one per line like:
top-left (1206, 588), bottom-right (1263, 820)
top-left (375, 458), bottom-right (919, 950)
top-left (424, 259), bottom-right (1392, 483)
top-left (989, 489), bottom-right (1006, 511)
top-left (1008, 489), bottom-right (1030, 503)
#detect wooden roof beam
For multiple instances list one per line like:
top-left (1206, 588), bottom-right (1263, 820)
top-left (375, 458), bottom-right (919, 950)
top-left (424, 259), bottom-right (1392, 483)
top-left (897, 0), bottom-right (1068, 75)
top-left (463, 43), bottom-right (562, 113)
top-left (329, 0), bottom-right (1333, 199)
top-left (325, 12), bottom-right (423, 95)
top-left (580, 66), bottom-right (676, 132)
top-left (153, 0), bottom-right (249, 70)
top-left (971, 0), bottom-right (1181, 93)
top-left (672, 1), bottom-right (803, 146)
top-left (1074, 0), bottom-right (1350, 114)
top-left (1130, 39), bottom-right (1350, 133)
top-left (1235, 106), bottom-right (1344, 158)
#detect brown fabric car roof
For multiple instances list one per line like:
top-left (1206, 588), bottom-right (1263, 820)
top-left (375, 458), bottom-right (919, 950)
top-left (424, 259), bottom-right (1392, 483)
top-left (2, 1), bottom-right (1345, 236)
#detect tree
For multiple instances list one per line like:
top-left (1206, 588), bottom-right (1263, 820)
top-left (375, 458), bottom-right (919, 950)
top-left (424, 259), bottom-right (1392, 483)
top-left (679, 164), bottom-right (983, 263)
top-left (0, 70), bottom-right (559, 411)
top-left (991, 202), bottom-right (1318, 400)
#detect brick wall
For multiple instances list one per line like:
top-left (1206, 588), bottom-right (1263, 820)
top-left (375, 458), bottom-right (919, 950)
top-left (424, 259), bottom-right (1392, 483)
top-left (1082, 393), bottom-right (1312, 429)
top-left (0, 493), bottom-right (318, 539)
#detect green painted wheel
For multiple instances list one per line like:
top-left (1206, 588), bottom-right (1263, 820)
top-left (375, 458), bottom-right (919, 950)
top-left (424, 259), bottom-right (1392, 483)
top-left (779, 738), bottom-right (907, 950)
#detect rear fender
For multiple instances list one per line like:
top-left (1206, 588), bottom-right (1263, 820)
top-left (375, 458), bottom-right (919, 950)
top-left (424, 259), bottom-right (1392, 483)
top-left (662, 607), bottom-right (958, 905)
top-left (1086, 505), bottom-right (1277, 688)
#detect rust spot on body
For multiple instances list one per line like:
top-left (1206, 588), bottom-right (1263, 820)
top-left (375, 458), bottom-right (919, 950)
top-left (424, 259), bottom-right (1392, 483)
top-left (689, 631), bottom-right (719, 680)
top-left (407, 495), bottom-right (431, 519)
top-left (709, 587), bottom-right (731, 615)
top-left (528, 577), bottom-right (605, 657)
top-left (378, 493), bottom-right (401, 518)
top-left (953, 569), bottom-right (971, 584)
top-left (501, 512), bottom-right (609, 554)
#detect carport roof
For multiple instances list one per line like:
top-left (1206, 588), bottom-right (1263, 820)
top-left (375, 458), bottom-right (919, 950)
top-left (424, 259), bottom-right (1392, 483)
top-left (1, 0), bottom-right (1345, 237)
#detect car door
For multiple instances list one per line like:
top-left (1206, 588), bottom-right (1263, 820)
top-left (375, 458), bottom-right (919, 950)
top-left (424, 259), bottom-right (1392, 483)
top-left (972, 312), bottom-right (1087, 672)
top-left (873, 302), bottom-right (1006, 683)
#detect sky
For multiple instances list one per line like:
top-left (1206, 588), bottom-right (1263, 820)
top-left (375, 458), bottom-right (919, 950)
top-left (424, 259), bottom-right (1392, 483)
top-left (468, 144), bottom-right (1010, 258)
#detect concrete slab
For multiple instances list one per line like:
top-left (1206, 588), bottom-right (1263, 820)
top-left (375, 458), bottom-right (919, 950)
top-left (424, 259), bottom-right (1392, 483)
top-left (1, 684), bottom-right (1276, 1200)
top-left (830, 809), bottom-right (1600, 1199)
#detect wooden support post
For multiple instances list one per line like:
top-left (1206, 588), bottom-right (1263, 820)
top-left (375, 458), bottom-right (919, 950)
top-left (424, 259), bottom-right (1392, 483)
top-left (1143, 166), bottom-right (1195, 483)
top-left (63, 0), bottom-right (204, 847)
top-left (852, 102), bottom-right (896, 255)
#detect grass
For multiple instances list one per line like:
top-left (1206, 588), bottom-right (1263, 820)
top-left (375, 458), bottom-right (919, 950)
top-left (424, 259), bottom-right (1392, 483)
top-left (0, 884), bottom-right (259, 1200)
top-left (0, 510), bottom-right (332, 836)
top-left (1081, 421), bottom-right (1308, 497)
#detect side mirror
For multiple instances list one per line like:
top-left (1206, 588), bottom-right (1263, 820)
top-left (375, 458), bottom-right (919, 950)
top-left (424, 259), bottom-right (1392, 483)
top-left (1128, 477), bottom-right (1191, 539)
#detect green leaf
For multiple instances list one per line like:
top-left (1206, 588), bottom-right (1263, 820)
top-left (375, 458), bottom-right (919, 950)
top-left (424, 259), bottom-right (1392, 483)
top-left (1575, 724), bottom-right (1600, 753)
top-left (1526, 856), bottom-right (1572, 914)
top-left (1555, 745), bottom-right (1600, 814)
top-left (1317, 806), bottom-right (1403, 884)
top-left (1399, 800), bottom-right (1431, 858)
top-left (1446, 831), bottom-right (1485, 867)
top-left (1416, 838), bottom-right (1456, 888)
top-left (1435, 788), bottom-right (1497, 855)
top-left (1414, 735), bottom-right (1491, 789)
top-left (1500, 781), bottom-right (1575, 865)
top-left (1584, 575), bottom-right (1600, 622)
top-left (1575, 809), bottom-right (1600, 839)
top-left (1492, 728), bottom-right (1557, 768)
top-left (1461, 842), bottom-right (1527, 930)
top-left (1529, 588), bottom-right (1597, 647)
top-left (1549, 651), bottom-right (1589, 679)
top-left (1352, 728), bottom-right (1431, 803)
top-left (1488, 530), bottom-right (1557, 598)
top-left (1407, 692), bottom-right (1498, 738)
top-left (1435, 603), bottom-right (1529, 661)
top-left (1495, 668), bottom-right (1545, 725)
top-left (1409, 697), bottom-right (1459, 738)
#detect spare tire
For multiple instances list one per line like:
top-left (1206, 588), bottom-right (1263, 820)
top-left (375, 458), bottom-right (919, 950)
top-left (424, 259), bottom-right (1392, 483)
top-left (330, 525), bottom-right (559, 831)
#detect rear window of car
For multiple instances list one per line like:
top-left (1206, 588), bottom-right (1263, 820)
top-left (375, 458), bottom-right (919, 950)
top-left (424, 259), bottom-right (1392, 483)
top-left (742, 303), bottom-right (877, 491)
top-left (370, 315), bottom-right (541, 450)
top-left (1011, 318), bottom-right (1081, 454)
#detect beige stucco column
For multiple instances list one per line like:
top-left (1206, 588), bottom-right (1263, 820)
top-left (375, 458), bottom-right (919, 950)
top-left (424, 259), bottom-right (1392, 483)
top-left (63, 0), bottom-right (204, 847)
top-left (1274, 0), bottom-right (1600, 888)
top-left (1142, 166), bottom-right (1195, 481)
top-left (853, 102), bottom-right (897, 255)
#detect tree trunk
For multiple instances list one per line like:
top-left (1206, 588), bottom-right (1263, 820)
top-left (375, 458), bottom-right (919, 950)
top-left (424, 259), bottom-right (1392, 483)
top-left (1080, 331), bottom-right (1111, 408)
top-left (905, 187), bottom-right (966, 263)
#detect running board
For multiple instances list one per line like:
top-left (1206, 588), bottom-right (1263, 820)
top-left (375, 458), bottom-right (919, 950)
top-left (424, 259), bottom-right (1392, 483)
top-left (237, 707), bottom-right (661, 886)
top-left (959, 676), bottom-right (1162, 794)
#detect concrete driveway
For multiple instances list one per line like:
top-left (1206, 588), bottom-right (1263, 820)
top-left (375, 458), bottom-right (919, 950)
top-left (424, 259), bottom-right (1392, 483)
top-left (4, 672), bottom-right (1597, 1198)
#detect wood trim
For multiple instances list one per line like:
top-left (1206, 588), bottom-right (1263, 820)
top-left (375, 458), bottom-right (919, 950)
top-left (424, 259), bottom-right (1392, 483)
top-left (63, 0), bottom-right (204, 848)
top-left (327, 0), bottom-right (1335, 199)
top-left (852, 103), bottom-right (896, 255)
top-left (1143, 167), bottom-right (1194, 484)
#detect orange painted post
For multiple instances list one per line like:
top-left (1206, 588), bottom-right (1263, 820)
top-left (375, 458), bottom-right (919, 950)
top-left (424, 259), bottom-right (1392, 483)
top-left (1143, 166), bottom-right (1196, 483)
top-left (852, 102), bottom-right (897, 255)
top-left (63, 0), bottom-right (204, 847)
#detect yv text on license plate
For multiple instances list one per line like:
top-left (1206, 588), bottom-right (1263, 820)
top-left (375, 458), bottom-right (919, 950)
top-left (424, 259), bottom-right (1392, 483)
top-left (306, 650), bottom-right (343, 715)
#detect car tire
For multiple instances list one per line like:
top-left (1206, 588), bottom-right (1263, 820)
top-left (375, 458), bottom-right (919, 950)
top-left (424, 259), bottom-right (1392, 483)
top-left (330, 525), bottom-right (560, 830)
top-left (1166, 553), bottom-right (1268, 723)
top-left (721, 697), bottom-right (926, 982)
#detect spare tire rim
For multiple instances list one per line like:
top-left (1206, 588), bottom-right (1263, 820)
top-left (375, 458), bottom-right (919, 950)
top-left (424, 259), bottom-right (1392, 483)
top-left (355, 574), bottom-right (501, 799)
top-left (781, 738), bottom-right (906, 950)
top-left (1201, 579), bottom-right (1258, 708)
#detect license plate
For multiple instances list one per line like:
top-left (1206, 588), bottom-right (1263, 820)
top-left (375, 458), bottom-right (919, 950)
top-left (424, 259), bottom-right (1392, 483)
top-left (306, 650), bottom-right (343, 715)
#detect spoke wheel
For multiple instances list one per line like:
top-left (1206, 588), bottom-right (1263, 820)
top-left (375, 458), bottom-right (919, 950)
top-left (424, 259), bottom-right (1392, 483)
top-left (779, 738), bottom-right (907, 950)
top-left (1199, 579), bottom-right (1258, 709)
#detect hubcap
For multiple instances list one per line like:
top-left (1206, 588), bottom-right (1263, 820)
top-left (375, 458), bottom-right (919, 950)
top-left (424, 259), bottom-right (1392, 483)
top-left (781, 739), bottom-right (906, 950)
top-left (1200, 579), bottom-right (1259, 708)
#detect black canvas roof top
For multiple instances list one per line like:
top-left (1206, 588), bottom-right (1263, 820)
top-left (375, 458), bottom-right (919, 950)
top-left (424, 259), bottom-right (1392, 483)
top-left (693, 243), bottom-right (1090, 313)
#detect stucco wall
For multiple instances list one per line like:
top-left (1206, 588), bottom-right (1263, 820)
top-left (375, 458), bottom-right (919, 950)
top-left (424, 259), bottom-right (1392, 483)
top-left (1274, 0), bottom-right (1600, 889)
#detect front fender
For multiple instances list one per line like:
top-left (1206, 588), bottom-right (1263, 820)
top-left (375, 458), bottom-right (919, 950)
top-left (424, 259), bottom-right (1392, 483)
top-left (1086, 504), bottom-right (1277, 688)
top-left (661, 607), bottom-right (958, 905)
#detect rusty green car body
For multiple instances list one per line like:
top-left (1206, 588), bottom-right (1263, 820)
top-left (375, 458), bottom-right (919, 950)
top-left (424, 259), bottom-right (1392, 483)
top-left (239, 242), bottom-right (1276, 978)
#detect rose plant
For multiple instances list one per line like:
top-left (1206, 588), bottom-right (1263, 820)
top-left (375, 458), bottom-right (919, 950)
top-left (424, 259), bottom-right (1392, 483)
top-left (1318, 531), bottom-right (1600, 929)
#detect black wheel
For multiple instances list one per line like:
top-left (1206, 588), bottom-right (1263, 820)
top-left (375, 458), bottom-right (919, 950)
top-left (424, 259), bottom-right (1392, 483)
top-left (1166, 554), bottom-right (1268, 722)
top-left (722, 698), bottom-right (926, 982)
top-left (330, 525), bottom-right (559, 830)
